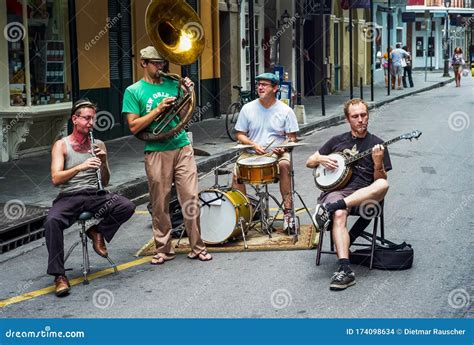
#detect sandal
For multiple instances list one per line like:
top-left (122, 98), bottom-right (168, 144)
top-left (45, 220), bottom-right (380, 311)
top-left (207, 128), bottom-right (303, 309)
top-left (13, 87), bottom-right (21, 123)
top-left (150, 253), bottom-right (176, 265)
top-left (187, 250), bottom-right (212, 262)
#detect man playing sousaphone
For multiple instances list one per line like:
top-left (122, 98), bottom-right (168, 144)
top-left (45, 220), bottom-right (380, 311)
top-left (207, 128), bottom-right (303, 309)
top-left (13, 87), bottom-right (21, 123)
top-left (123, 46), bottom-right (212, 264)
top-left (44, 99), bottom-right (136, 297)
top-left (233, 73), bottom-right (299, 230)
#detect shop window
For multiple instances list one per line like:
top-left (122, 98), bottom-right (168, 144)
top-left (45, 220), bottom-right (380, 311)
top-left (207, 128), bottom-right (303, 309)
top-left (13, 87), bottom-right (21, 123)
top-left (6, 0), bottom-right (27, 106)
top-left (6, 0), bottom-right (71, 107)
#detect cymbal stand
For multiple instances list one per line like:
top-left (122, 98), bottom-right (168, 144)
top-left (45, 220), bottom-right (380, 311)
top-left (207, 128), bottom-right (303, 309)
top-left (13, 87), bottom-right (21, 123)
top-left (284, 147), bottom-right (318, 242)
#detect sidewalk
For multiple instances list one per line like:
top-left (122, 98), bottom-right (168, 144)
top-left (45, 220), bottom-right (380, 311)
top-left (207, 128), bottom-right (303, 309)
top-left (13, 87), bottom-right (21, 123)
top-left (0, 71), bottom-right (454, 208)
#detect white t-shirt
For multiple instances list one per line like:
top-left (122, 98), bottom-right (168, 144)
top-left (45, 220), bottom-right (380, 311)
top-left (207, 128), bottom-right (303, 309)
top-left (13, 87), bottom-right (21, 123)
top-left (235, 99), bottom-right (299, 152)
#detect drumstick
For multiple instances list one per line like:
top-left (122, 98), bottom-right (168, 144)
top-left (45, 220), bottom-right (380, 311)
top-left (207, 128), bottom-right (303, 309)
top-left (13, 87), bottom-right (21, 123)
top-left (263, 138), bottom-right (275, 152)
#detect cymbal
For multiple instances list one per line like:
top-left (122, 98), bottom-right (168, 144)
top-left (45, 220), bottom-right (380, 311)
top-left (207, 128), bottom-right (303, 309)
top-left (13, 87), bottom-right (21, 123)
top-left (230, 144), bottom-right (253, 149)
top-left (275, 142), bottom-right (306, 149)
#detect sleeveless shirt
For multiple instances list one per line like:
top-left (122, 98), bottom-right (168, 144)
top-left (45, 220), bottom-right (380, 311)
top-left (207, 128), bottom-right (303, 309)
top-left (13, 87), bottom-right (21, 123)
top-left (59, 136), bottom-right (103, 194)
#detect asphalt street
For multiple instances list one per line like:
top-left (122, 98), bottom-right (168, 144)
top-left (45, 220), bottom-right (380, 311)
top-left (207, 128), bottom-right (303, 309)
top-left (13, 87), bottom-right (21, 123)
top-left (0, 77), bottom-right (472, 318)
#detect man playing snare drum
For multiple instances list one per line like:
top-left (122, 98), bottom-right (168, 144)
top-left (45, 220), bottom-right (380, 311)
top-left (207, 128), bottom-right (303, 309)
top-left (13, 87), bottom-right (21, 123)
top-left (233, 73), bottom-right (299, 230)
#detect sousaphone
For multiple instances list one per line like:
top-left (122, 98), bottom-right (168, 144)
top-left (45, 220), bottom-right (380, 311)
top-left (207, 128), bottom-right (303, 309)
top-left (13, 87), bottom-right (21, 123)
top-left (135, 0), bottom-right (205, 142)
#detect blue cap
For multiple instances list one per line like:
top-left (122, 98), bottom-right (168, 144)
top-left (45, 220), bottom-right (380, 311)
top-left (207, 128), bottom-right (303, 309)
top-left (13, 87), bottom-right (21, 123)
top-left (255, 72), bottom-right (279, 85)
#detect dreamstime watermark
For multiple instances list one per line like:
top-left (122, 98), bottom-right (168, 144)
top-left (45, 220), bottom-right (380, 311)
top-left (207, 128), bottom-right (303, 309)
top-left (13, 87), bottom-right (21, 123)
top-left (183, 279), bottom-right (211, 308)
top-left (92, 288), bottom-right (115, 309)
top-left (84, 13), bottom-right (122, 51)
top-left (183, 101), bottom-right (212, 132)
top-left (361, 22), bottom-right (378, 43)
top-left (2, 107), bottom-right (32, 135)
top-left (270, 288), bottom-right (292, 309)
top-left (0, 280), bottom-right (34, 314)
top-left (3, 199), bottom-right (26, 221)
top-left (263, 13), bottom-right (299, 51)
top-left (450, 17), bottom-right (473, 40)
top-left (350, 279), bottom-right (390, 317)
top-left (439, 194), bottom-right (474, 229)
top-left (359, 199), bottom-right (382, 220)
top-left (94, 195), bottom-right (119, 219)
top-left (4, 326), bottom-right (85, 339)
top-left (94, 111), bottom-right (115, 132)
top-left (447, 288), bottom-right (471, 309)
top-left (183, 21), bottom-right (204, 41)
top-left (4, 22), bottom-right (26, 42)
top-left (448, 111), bottom-right (470, 132)
top-left (180, 198), bottom-right (200, 220)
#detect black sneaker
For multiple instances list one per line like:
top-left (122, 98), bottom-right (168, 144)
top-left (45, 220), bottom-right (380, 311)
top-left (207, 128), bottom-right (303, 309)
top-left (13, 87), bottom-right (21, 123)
top-left (329, 270), bottom-right (356, 291)
top-left (312, 204), bottom-right (330, 232)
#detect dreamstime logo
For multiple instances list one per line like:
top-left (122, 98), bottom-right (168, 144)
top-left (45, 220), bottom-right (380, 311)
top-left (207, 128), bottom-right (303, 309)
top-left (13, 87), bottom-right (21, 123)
top-left (92, 289), bottom-right (114, 309)
top-left (181, 198), bottom-right (200, 220)
top-left (447, 288), bottom-right (470, 309)
top-left (3, 199), bottom-right (26, 221)
top-left (183, 22), bottom-right (204, 41)
top-left (270, 288), bottom-right (292, 309)
top-left (361, 22), bottom-right (377, 43)
top-left (94, 111), bottom-right (115, 132)
top-left (263, 13), bottom-right (299, 51)
top-left (84, 14), bottom-right (122, 51)
top-left (359, 199), bottom-right (381, 220)
top-left (4, 22), bottom-right (26, 42)
top-left (448, 111), bottom-right (470, 132)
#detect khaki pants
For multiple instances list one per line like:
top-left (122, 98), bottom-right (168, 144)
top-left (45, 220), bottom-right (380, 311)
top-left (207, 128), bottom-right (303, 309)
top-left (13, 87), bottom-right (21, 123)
top-left (144, 145), bottom-right (206, 255)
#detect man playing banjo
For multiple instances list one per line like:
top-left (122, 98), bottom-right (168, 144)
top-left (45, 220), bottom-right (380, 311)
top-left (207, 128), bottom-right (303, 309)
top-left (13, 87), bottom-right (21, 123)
top-left (306, 98), bottom-right (391, 291)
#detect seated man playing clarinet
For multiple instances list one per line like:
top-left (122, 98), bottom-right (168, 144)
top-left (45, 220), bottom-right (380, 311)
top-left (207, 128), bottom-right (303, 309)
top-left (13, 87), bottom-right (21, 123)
top-left (306, 98), bottom-right (391, 291)
top-left (44, 99), bottom-right (135, 297)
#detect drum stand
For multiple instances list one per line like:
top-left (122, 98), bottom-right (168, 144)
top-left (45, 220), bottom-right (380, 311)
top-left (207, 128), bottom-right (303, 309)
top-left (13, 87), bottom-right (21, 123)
top-left (176, 162), bottom-right (250, 249)
top-left (247, 183), bottom-right (284, 237)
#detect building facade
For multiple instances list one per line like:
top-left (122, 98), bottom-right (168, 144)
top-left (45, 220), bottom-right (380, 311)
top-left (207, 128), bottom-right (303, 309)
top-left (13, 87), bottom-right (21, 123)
top-left (0, 0), bottom-right (220, 162)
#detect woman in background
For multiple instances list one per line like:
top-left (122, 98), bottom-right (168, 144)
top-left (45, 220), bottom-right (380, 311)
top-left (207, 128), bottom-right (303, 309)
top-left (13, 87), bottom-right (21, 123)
top-left (451, 47), bottom-right (465, 87)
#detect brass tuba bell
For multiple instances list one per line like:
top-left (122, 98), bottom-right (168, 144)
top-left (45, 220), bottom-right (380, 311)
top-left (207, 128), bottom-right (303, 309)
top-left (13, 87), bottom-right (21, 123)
top-left (136, 0), bottom-right (205, 142)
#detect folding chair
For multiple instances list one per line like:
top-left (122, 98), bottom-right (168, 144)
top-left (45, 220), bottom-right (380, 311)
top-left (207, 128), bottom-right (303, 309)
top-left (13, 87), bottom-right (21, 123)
top-left (315, 202), bottom-right (387, 270)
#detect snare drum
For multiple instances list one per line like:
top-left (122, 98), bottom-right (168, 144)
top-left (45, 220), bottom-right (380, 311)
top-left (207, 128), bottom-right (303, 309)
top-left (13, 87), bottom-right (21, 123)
top-left (199, 189), bottom-right (251, 244)
top-left (237, 156), bottom-right (279, 185)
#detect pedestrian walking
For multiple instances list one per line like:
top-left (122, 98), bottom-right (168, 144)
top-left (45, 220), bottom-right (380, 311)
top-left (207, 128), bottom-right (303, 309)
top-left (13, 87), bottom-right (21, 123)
top-left (402, 45), bottom-right (414, 88)
top-left (451, 47), bottom-right (466, 87)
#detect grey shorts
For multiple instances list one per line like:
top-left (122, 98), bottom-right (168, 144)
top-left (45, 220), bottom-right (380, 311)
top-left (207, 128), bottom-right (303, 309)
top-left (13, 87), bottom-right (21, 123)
top-left (391, 65), bottom-right (403, 77)
top-left (318, 187), bottom-right (356, 205)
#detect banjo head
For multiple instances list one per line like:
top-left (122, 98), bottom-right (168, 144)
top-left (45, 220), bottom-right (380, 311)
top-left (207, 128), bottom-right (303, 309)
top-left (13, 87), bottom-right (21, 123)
top-left (314, 153), bottom-right (347, 191)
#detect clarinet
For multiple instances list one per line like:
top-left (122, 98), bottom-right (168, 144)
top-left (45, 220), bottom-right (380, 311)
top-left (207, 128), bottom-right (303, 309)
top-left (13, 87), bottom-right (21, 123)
top-left (88, 130), bottom-right (107, 196)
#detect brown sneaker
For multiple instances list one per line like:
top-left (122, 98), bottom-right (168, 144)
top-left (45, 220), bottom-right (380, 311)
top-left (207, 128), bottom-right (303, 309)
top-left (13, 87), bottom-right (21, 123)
top-left (54, 275), bottom-right (70, 297)
top-left (86, 227), bottom-right (108, 257)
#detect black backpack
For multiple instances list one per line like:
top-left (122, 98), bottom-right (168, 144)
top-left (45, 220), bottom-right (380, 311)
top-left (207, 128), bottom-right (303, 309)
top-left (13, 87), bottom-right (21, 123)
top-left (350, 240), bottom-right (414, 270)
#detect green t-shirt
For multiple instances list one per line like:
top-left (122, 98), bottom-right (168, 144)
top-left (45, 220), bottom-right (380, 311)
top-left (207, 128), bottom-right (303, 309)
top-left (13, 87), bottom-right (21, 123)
top-left (122, 79), bottom-right (190, 152)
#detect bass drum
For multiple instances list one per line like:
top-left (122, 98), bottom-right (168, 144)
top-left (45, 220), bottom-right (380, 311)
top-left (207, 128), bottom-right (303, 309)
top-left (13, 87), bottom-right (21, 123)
top-left (199, 189), bottom-right (251, 244)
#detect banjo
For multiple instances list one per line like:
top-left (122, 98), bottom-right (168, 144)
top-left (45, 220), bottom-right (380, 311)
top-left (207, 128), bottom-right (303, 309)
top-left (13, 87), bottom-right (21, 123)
top-left (313, 130), bottom-right (422, 192)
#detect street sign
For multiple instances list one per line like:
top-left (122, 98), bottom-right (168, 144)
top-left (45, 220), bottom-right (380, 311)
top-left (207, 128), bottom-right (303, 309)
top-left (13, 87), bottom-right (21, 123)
top-left (402, 12), bottom-right (416, 22)
top-left (377, 5), bottom-right (393, 13)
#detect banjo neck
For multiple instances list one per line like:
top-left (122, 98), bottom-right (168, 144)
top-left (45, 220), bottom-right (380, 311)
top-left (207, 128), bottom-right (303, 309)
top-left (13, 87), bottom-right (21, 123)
top-left (344, 135), bottom-right (404, 165)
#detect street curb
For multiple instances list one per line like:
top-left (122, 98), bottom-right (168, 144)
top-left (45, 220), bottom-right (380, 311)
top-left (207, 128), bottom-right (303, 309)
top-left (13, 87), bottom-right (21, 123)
top-left (111, 78), bottom-right (455, 204)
